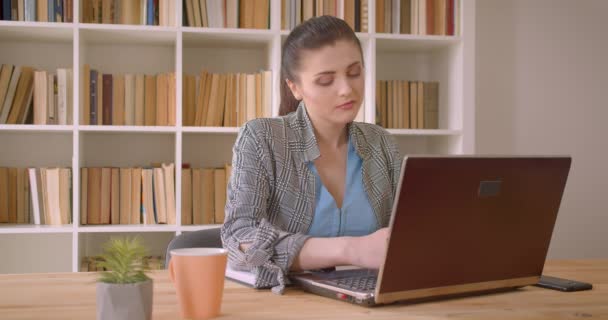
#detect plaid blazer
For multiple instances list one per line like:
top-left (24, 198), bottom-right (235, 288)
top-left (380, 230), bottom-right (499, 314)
top-left (221, 104), bottom-right (402, 293)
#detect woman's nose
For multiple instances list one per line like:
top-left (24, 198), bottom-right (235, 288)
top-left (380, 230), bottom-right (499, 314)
top-left (337, 78), bottom-right (353, 96)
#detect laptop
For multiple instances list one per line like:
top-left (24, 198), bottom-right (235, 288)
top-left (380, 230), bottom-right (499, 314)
top-left (290, 155), bottom-right (572, 306)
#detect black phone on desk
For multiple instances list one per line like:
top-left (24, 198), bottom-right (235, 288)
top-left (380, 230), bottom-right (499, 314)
top-left (535, 275), bottom-right (593, 292)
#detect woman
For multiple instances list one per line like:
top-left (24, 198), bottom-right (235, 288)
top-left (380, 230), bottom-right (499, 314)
top-left (221, 15), bottom-right (402, 294)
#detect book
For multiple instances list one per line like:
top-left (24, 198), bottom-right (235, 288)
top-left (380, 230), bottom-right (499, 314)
top-left (110, 168), bottom-right (120, 224)
top-left (119, 167), bottom-right (132, 224)
top-left (0, 64), bottom-right (13, 111)
top-left (113, 73), bottom-right (125, 125)
top-left (7, 168), bottom-right (17, 223)
top-left (124, 73), bottom-right (135, 125)
top-left (100, 167), bottom-right (111, 224)
top-left (0, 64), bottom-right (21, 124)
top-left (162, 163), bottom-right (176, 225)
top-left (192, 168), bottom-right (202, 224)
top-left (213, 168), bottom-right (226, 224)
top-left (0, 168), bottom-right (8, 223)
top-left (201, 168), bottom-right (215, 224)
top-left (6, 66), bottom-right (34, 124)
top-left (225, 265), bottom-right (256, 287)
top-left (82, 64), bottom-right (90, 125)
top-left (144, 74), bottom-right (156, 126)
top-left (131, 167), bottom-right (142, 224)
top-left (181, 168), bottom-right (192, 225)
top-left (33, 70), bottom-right (48, 125)
top-left (80, 167), bottom-right (87, 225)
top-left (87, 167), bottom-right (102, 225)
top-left (59, 168), bottom-right (71, 224)
top-left (134, 74), bottom-right (145, 126)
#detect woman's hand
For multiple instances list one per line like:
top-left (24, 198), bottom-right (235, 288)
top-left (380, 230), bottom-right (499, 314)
top-left (346, 228), bottom-right (390, 269)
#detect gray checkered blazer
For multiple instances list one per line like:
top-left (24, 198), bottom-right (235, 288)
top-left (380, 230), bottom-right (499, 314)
top-left (221, 104), bottom-right (402, 294)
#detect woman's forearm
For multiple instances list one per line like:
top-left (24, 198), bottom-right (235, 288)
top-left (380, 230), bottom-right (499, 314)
top-left (290, 237), bottom-right (356, 271)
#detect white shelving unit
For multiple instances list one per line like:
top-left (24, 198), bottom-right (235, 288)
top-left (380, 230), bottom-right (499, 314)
top-left (0, 0), bottom-right (475, 274)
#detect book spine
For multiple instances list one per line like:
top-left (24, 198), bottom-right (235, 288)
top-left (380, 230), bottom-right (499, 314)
top-left (146, 0), bottom-right (154, 25)
top-left (2, 0), bottom-right (11, 21)
top-left (54, 0), bottom-right (63, 22)
top-left (102, 74), bottom-right (112, 125)
top-left (90, 69), bottom-right (98, 125)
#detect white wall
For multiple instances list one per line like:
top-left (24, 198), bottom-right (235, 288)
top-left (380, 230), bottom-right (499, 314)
top-left (476, 0), bottom-right (608, 258)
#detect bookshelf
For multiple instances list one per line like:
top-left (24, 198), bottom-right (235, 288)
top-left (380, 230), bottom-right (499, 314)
top-left (0, 0), bottom-right (475, 274)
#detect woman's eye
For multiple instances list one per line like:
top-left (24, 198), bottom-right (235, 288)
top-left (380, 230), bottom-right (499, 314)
top-left (317, 77), bottom-right (333, 86)
top-left (348, 67), bottom-right (361, 77)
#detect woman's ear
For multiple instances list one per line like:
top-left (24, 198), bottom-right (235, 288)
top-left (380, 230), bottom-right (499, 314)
top-left (286, 79), bottom-right (303, 100)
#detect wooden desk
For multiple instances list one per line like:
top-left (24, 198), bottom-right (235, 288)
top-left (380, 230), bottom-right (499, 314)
top-left (0, 260), bottom-right (606, 319)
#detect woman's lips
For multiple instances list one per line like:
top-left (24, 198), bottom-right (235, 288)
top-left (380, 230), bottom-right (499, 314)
top-left (337, 101), bottom-right (354, 110)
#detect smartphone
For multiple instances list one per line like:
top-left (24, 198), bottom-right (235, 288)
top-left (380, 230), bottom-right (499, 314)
top-left (535, 275), bottom-right (593, 292)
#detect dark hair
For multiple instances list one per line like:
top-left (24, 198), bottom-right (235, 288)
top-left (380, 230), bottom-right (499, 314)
top-left (279, 15), bottom-right (364, 116)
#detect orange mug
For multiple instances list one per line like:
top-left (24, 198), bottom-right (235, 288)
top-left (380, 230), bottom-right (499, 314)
top-left (169, 248), bottom-right (228, 320)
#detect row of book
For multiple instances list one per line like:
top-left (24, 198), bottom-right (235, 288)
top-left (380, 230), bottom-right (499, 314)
top-left (281, 0), bottom-right (369, 32)
top-left (0, 167), bottom-right (72, 225)
top-left (81, 0), bottom-right (175, 26)
top-left (181, 166), bottom-right (231, 225)
top-left (80, 255), bottom-right (164, 272)
top-left (81, 65), bottom-right (176, 126)
top-left (0, 0), bottom-right (73, 22)
top-left (376, 0), bottom-right (459, 35)
top-left (80, 164), bottom-right (176, 225)
top-left (184, 0), bottom-right (269, 29)
top-left (375, 80), bottom-right (438, 129)
top-left (0, 65), bottom-right (73, 125)
top-left (183, 70), bottom-right (271, 127)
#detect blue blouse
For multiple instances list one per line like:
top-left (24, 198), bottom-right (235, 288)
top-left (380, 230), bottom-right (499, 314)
top-left (306, 138), bottom-right (378, 238)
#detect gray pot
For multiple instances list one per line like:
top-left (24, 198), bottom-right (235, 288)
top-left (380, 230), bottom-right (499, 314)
top-left (96, 279), bottom-right (153, 320)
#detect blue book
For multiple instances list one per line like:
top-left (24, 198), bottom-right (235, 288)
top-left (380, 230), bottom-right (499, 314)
top-left (47, 0), bottom-right (54, 22)
top-left (54, 0), bottom-right (62, 22)
top-left (2, 0), bottom-right (12, 21)
top-left (146, 0), bottom-right (154, 25)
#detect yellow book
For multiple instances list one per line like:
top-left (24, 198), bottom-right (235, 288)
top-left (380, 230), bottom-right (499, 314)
top-left (201, 168), bottom-right (215, 224)
top-left (214, 169), bottom-right (226, 224)
top-left (181, 168), bottom-right (192, 225)
top-left (119, 168), bottom-right (132, 224)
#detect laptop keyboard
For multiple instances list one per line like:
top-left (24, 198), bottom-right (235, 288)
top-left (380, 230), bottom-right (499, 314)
top-left (330, 275), bottom-right (377, 291)
top-left (321, 269), bottom-right (378, 292)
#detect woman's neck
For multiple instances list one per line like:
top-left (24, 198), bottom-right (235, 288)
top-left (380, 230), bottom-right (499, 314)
top-left (311, 118), bottom-right (349, 149)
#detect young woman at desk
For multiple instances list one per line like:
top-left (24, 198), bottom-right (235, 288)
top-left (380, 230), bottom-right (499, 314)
top-left (221, 16), bottom-right (402, 294)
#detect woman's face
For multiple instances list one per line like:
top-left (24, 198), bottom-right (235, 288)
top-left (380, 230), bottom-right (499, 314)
top-left (287, 39), bottom-right (364, 128)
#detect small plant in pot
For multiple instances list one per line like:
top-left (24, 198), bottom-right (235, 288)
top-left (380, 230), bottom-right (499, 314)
top-left (96, 237), bottom-right (153, 320)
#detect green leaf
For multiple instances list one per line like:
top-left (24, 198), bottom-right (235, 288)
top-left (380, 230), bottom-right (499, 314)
top-left (96, 236), bottom-right (151, 284)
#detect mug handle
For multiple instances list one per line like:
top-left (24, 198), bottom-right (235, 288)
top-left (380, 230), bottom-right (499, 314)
top-left (168, 259), bottom-right (176, 283)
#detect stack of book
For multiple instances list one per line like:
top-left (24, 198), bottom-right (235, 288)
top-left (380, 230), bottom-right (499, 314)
top-left (182, 70), bottom-right (271, 127)
top-left (282, 0), bottom-right (368, 32)
top-left (81, 65), bottom-right (175, 126)
top-left (0, 167), bottom-right (72, 226)
top-left (80, 163), bottom-right (176, 225)
top-left (0, 0), bottom-right (73, 22)
top-left (181, 165), bottom-right (231, 225)
top-left (81, 0), bottom-right (175, 26)
top-left (375, 0), bottom-right (459, 35)
top-left (183, 0), bottom-right (269, 29)
top-left (375, 80), bottom-right (438, 129)
top-left (80, 254), bottom-right (164, 272)
top-left (0, 64), bottom-right (73, 125)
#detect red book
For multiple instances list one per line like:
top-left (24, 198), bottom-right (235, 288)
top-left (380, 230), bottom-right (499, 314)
top-left (447, 0), bottom-right (455, 35)
top-left (102, 74), bottom-right (113, 125)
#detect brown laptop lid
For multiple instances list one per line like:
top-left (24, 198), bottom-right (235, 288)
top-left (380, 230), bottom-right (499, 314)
top-left (378, 156), bottom-right (571, 295)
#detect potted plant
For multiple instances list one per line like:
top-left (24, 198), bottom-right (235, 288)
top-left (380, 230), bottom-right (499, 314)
top-left (96, 237), bottom-right (153, 320)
